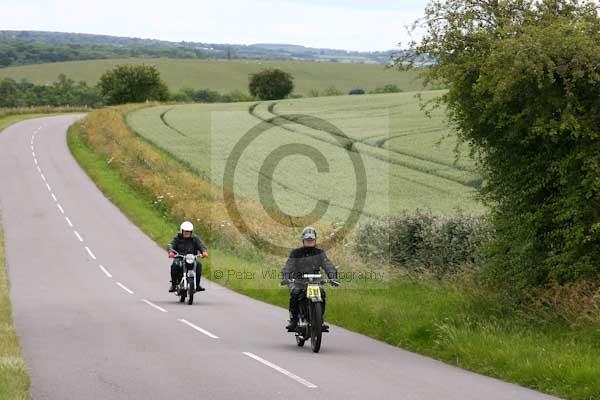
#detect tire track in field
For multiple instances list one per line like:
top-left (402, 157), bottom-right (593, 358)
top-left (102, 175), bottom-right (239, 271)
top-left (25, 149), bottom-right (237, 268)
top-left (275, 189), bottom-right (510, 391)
top-left (248, 103), bottom-right (480, 189)
top-left (160, 108), bottom-right (191, 138)
top-left (246, 105), bottom-right (383, 218)
top-left (248, 103), bottom-right (457, 201)
top-left (269, 102), bottom-right (475, 173)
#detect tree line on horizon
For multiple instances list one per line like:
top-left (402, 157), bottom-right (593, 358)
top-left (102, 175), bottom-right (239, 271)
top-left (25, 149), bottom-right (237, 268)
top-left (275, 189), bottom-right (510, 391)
top-left (0, 64), bottom-right (402, 108)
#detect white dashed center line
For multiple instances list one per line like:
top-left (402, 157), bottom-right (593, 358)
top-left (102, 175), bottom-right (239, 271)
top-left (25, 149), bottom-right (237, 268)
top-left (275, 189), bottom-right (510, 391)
top-left (116, 282), bottom-right (134, 294)
top-left (242, 352), bottom-right (317, 389)
top-left (179, 319), bottom-right (219, 339)
top-left (27, 128), bottom-right (236, 360)
top-left (142, 299), bottom-right (168, 313)
top-left (98, 265), bottom-right (112, 278)
top-left (84, 246), bottom-right (96, 260)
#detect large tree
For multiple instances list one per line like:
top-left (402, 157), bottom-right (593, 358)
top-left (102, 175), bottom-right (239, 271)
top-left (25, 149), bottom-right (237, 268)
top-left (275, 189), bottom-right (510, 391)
top-left (98, 64), bottom-right (169, 105)
top-left (400, 0), bottom-right (600, 288)
top-left (248, 68), bottom-right (294, 100)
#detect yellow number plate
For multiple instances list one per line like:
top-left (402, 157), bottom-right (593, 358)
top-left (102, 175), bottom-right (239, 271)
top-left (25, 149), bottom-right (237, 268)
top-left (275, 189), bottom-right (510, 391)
top-left (306, 284), bottom-right (321, 299)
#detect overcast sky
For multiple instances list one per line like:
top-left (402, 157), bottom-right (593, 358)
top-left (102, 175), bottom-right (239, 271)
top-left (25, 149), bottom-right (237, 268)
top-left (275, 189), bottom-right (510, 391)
top-left (3, 0), bottom-right (428, 51)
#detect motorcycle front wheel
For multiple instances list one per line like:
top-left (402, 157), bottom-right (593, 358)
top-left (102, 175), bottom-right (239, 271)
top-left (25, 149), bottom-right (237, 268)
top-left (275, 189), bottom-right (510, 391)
top-left (309, 302), bottom-right (323, 353)
top-left (187, 277), bottom-right (195, 305)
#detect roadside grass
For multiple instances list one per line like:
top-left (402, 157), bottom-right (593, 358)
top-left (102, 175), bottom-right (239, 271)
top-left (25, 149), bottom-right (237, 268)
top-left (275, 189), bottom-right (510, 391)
top-left (67, 107), bottom-right (600, 400)
top-left (0, 115), bottom-right (31, 399)
top-left (0, 114), bottom-right (47, 133)
top-left (0, 109), bottom-right (90, 133)
top-left (0, 216), bottom-right (29, 400)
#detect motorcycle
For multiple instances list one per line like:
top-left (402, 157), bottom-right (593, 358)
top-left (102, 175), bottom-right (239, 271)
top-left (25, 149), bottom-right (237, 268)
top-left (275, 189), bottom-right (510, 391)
top-left (169, 249), bottom-right (201, 305)
top-left (284, 273), bottom-right (339, 353)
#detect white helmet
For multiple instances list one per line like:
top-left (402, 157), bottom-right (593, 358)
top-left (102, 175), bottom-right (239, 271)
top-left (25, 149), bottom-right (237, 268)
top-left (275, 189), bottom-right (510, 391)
top-left (301, 226), bottom-right (317, 241)
top-left (180, 221), bottom-right (194, 234)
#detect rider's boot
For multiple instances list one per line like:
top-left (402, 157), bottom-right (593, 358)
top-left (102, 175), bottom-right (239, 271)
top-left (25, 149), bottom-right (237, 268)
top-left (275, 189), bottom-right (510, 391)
top-left (196, 277), bottom-right (205, 292)
top-left (168, 281), bottom-right (176, 292)
top-left (322, 323), bottom-right (330, 332)
top-left (286, 318), bottom-right (298, 332)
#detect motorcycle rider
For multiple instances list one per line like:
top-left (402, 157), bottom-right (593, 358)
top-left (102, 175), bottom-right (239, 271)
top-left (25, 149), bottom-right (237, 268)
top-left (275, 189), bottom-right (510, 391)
top-left (168, 221), bottom-right (208, 293)
top-left (281, 226), bottom-right (340, 332)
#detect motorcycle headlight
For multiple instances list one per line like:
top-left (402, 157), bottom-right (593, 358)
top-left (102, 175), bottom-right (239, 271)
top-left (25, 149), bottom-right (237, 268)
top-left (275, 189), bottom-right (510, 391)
top-left (185, 254), bottom-right (195, 264)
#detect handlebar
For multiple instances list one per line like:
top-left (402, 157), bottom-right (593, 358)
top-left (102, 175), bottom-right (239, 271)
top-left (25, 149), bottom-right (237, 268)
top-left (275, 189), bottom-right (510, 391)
top-left (280, 276), bottom-right (340, 287)
top-left (168, 249), bottom-right (207, 259)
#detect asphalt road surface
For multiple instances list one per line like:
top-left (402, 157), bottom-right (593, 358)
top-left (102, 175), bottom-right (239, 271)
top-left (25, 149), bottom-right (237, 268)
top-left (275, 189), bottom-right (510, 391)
top-left (0, 116), bottom-right (560, 400)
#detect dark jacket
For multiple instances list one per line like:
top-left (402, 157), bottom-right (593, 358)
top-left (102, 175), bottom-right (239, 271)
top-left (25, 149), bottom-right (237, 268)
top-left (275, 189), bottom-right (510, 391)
top-left (169, 233), bottom-right (207, 256)
top-left (282, 246), bottom-right (337, 281)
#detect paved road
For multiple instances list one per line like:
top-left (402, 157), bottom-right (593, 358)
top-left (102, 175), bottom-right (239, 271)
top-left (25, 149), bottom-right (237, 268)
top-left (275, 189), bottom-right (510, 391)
top-left (0, 116), bottom-right (560, 400)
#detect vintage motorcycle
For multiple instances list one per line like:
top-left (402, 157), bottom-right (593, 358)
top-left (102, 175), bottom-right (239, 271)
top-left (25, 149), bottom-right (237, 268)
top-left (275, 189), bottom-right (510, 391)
top-left (169, 250), bottom-right (201, 305)
top-left (283, 273), bottom-right (339, 353)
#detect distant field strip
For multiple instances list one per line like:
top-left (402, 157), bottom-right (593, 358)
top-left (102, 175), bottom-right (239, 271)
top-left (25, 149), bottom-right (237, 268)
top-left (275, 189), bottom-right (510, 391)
top-left (127, 92), bottom-right (484, 221)
top-left (0, 58), bottom-right (424, 95)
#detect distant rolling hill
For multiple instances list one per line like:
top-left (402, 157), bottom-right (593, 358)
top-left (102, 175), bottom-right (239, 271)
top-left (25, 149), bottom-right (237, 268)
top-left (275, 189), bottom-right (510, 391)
top-left (0, 30), bottom-right (398, 65)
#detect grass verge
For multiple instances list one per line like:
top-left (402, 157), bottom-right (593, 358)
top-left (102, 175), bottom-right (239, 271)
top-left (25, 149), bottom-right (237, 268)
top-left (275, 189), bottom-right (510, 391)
top-left (0, 114), bottom-right (48, 133)
top-left (0, 114), bottom-right (33, 400)
top-left (0, 217), bottom-right (29, 400)
top-left (68, 109), bottom-right (600, 400)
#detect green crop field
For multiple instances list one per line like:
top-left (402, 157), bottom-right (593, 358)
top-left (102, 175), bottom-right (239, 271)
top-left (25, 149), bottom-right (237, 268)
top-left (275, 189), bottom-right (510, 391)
top-left (127, 91), bottom-right (484, 224)
top-left (0, 58), bottom-right (424, 95)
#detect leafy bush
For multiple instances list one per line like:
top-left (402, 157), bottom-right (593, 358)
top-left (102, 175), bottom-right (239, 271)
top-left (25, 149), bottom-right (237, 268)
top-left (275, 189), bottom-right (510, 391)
top-left (0, 75), bottom-right (102, 107)
top-left (321, 85), bottom-right (342, 96)
top-left (399, 0), bottom-right (600, 288)
top-left (98, 64), bottom-right (169, 105)
top-left (171, 87), bottom-right (251, 103)
top-left (248, 68), bottom-right (294, 100)
top-left (356, 211), bottom-right (492, 276)
top-left (220, 89), bottom-right (253, 103)
top-left (369, 84), bottom-right (402, 94)
top-left (307, 89), bottom-right (321, 97)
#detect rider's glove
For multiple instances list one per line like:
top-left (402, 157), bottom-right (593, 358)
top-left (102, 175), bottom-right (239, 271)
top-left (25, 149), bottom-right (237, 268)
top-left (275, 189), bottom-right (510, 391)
top-left (330, 279), bottom-right (341, 287)
top-left (168, 251), bottom-right (176, 258)
top-left (280, 279), bottom-right (290, 287)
